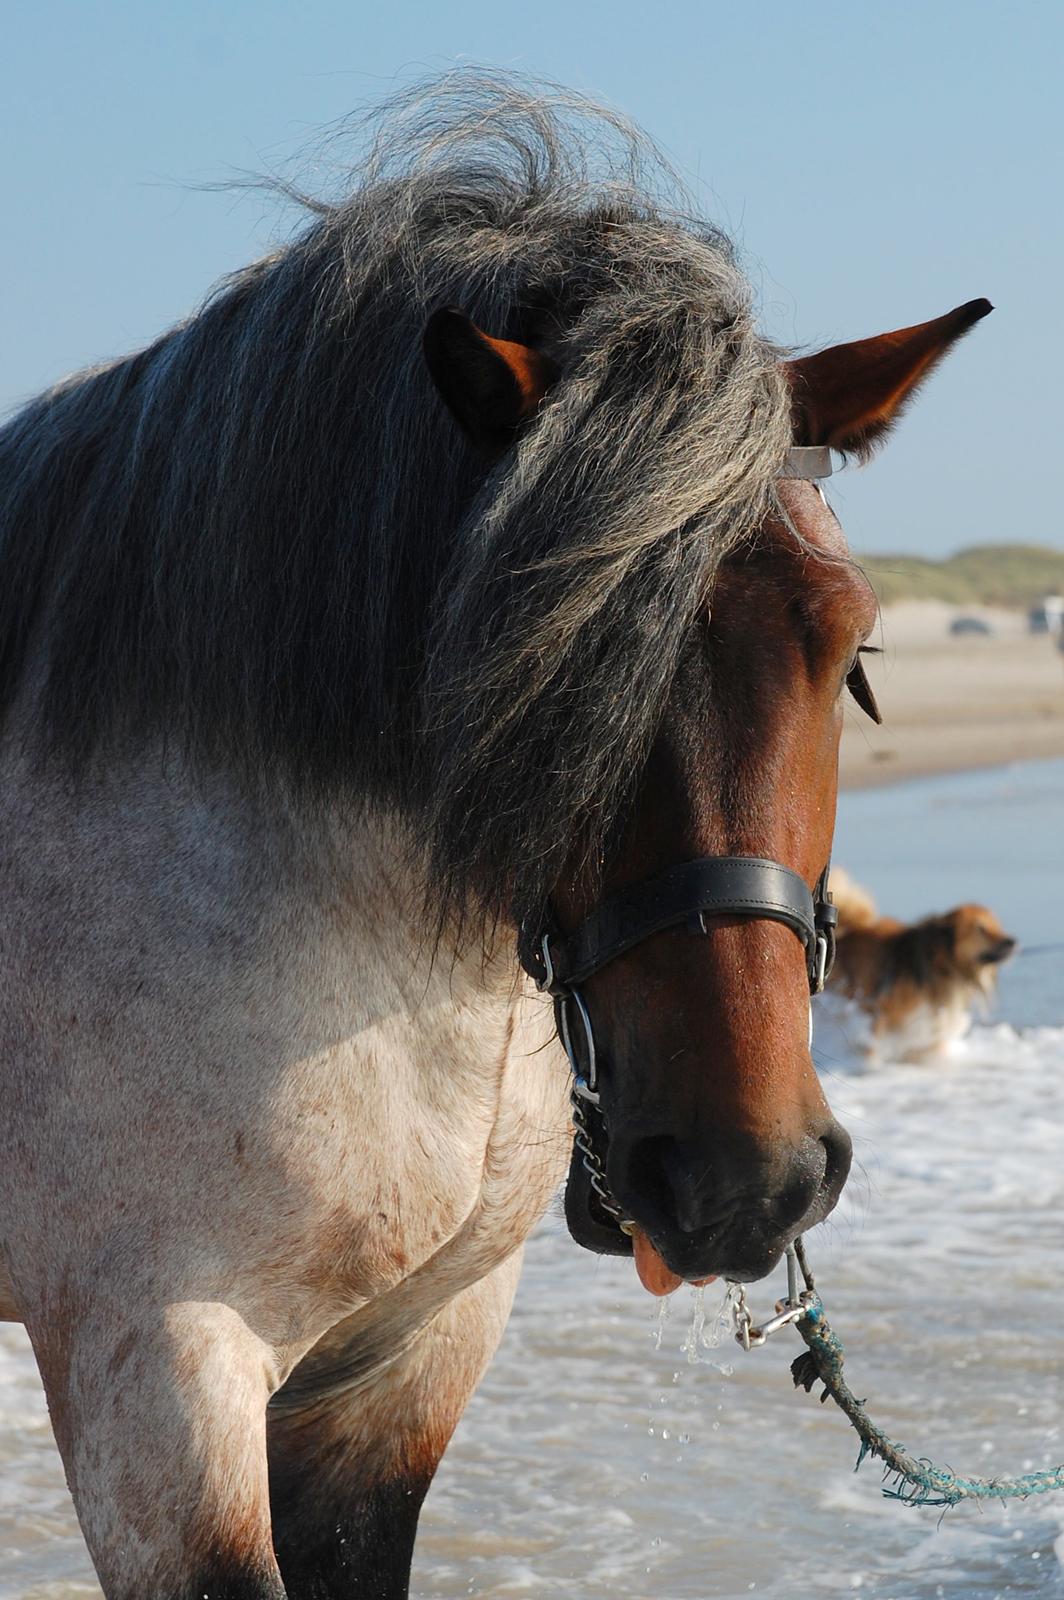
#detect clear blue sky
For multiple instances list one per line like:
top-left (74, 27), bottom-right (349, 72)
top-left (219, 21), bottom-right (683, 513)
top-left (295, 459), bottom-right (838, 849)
top-left (4, 1), bottom-right (1060, 556)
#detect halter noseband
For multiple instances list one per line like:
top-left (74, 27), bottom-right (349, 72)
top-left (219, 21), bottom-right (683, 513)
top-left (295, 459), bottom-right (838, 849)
top-left (519, 857), bottom-right (837, 1003)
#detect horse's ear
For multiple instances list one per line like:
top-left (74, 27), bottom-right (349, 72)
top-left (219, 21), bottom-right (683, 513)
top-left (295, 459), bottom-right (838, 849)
top-left (423, 306), bottom-right (559, 452)
top-left (787, 298), bottom-right (992, 460)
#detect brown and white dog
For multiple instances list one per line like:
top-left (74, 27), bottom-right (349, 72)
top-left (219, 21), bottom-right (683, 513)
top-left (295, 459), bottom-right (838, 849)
top-left (827, 869), bottom-right (1016, 1062)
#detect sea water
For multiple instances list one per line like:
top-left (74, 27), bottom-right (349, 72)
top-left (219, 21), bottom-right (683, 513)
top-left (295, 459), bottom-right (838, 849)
top-left (1, 761), bottom-right (1062, 1599)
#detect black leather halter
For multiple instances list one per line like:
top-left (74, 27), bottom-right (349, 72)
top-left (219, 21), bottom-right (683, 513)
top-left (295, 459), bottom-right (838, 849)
top-left (519, 855), bottom-right (837, 1001)
top-left (516, 856), bottom-right (837, 1242)
top-left (518, 855), bottom-right (837, 1122)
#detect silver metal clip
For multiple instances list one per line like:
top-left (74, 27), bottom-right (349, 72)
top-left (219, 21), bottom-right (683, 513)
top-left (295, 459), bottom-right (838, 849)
top-left (734, 1286), bottom-right (753, 1353)
top-left (741, 1300), bottom-right (809, 1348)
top-left (734, 1246), bottom-right (810, 1350)
top-left (813, 930), bottom-right (829, 994)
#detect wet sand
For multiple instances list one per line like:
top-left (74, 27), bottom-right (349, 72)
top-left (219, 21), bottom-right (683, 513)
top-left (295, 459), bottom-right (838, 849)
top-left (840, 602), bottom-right (1064, 789)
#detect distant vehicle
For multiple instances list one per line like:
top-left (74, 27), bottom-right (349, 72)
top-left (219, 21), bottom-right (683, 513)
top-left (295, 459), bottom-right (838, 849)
top-left (949, 616), bottom-right (993, 637)
top-left (1033, 593), bottom-right (1064, 635)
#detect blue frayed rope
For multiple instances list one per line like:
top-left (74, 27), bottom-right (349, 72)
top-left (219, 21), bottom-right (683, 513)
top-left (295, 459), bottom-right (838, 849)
top-left (791, 1292), bottom-right (1064, 1508)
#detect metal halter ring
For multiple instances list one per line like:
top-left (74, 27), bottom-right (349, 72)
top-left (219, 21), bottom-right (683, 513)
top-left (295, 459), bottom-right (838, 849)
top-left (558, 988), bottom-right (599, 1104)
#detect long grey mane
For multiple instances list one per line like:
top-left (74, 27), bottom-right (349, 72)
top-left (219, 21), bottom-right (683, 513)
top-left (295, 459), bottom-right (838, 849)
top-left (0, 71), bottom-right (791, 928)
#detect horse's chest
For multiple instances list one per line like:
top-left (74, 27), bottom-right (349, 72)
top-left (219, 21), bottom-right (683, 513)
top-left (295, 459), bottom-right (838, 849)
top-left (262, 997), bottom-right (557, 1302)
top-left (0, 769), bottom-right (571, 1344)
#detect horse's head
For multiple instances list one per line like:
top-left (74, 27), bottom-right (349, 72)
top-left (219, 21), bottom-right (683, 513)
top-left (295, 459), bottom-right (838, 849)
top-left (425, 297), bottom-right (990, 1291)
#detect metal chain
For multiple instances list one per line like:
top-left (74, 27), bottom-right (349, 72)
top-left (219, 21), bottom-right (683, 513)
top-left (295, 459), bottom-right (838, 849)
top-left (570, 1086), bottom-right (635, 1235)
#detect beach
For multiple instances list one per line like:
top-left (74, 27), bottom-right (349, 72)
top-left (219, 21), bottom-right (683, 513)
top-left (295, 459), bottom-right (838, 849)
top-left (840, 601), bottom-right (1064, 789)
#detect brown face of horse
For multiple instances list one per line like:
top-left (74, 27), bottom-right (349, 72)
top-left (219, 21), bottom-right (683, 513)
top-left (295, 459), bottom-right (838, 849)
top-left (555, 484), bottom-right (869, 1285)
top-left (424, 295), bottom-right (991, 1287)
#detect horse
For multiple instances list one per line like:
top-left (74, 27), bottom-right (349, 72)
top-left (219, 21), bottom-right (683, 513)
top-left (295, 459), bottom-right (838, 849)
top-left (0, 74), bottom-right (990, 1600)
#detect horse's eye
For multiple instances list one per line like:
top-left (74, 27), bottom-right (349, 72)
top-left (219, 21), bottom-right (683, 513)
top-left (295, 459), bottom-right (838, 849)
top-left (846, 646), bottom-right (882, 724)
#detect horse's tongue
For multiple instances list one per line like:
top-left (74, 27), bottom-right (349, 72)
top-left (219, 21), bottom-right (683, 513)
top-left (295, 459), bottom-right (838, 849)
top-left (631, 1228), bottom-right (718, 1296)
top-left (631, 1228), bottom-right (683, 1296)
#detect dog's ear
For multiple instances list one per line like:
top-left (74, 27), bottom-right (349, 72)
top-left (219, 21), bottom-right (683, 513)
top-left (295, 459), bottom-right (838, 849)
top-left (423, 307), bottom-right (559, 453)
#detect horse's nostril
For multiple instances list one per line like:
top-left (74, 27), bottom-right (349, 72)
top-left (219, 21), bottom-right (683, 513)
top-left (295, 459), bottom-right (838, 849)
top-left (619, 1134), bottom-right (716, 1234)
top-left (820, 1122), bottom-right (852, 1197)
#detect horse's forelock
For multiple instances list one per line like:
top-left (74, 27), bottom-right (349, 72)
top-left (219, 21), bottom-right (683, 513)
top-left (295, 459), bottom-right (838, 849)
top-left (0, 70), bottom-right (791, 936)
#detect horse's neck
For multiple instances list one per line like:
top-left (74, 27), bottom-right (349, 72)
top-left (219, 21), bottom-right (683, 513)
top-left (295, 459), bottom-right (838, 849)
top-left (2, 735), bottom-right (518, 1037)
top-left (1, 736), bottom-right (570, 1300)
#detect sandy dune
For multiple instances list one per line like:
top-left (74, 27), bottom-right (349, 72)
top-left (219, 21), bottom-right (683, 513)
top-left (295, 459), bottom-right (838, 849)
top-left (839, 602), bottom-right (1064, 789)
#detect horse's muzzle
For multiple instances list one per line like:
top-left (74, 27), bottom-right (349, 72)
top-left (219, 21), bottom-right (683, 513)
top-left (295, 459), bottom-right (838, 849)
top-left (567, 1118), bottom-right (852, 1283)
top-left (620, 1121), bottom-right (852, 1282)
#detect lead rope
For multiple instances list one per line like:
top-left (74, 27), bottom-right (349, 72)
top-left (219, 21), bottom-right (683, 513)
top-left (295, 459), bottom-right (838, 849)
top-left (736, 1239), bottom-right (1064, 1508)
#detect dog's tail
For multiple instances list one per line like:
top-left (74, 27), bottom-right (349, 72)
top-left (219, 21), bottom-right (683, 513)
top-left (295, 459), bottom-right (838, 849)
top-left (828, 867), bottom-right (879, 932)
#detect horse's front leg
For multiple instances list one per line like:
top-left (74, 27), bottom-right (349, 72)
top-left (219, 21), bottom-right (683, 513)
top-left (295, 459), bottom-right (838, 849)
top-left (27, 1294), bottom-right (288, 1600)
top-left (267, 1252), bottom-right (523, 1600)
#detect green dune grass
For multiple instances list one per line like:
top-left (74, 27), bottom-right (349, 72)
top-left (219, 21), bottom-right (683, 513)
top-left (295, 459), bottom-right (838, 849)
top-left (857, 544), bottom-right (1064, 608)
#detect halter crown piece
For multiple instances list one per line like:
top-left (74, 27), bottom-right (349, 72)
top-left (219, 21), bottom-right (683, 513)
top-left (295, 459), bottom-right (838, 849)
top-left (781, 446), bottom-right (835, 480)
